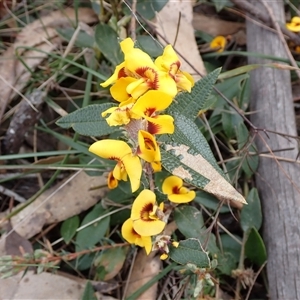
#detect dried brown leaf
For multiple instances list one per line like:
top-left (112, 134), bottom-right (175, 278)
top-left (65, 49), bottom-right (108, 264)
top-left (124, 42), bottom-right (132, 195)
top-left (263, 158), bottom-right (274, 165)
top-left (4, 222), bottom-right (33, 256)
top-left (154, 0), bottom-right (206, 80)
top-left (192, 13), bottom-right (245, 38)
top-left (125, 250), bottom-right (161, 299)
top-left (0, 270), bottom-right (117, 300)
top-left (2, 172), bottom-right (108, 239)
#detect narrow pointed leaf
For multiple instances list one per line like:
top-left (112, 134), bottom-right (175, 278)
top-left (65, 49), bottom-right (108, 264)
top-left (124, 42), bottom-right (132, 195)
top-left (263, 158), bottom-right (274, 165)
top-left (241, 188), bottom-right (262, 231)
top-left (161, 114), bottom-right (246, 204)
top-left (56, 103), bottom-right (118, 136)
top-left (245, 227), bottom-right (267, 266)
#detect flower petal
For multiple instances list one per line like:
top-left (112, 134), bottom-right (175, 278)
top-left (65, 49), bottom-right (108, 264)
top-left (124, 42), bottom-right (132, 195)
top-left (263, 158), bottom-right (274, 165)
top-left (132, 90), bottom-right (173, 116)
top-left (121, 218), bottom-right (152, 254)
top-left (120, 37), bottom-right (135, 53)
top-left (100, 62), bottom-right (125, 87)
top-left (89, 140), bottom-right (132, 159)
top-left (131, 189), bottom-right (156, 220)
top-left (162, 175), bottom-right (183, 195)
top-left (125, 48), bottom-right (156, 74)
top-left (175, 71), bottom-right (194, 92)
top-left (286, 16), bottom-right (300, 32)
top-left (107, 171), bottom-right (118, 189)
top-left (168, 190), bottom-right (196, 203)
top-left (121, 218), bottom-right (141, 245)
top-left (133, 218), bottom-right (165, 236)
top-left (146, 115), bottom-right (174, 135)
top-left (157, 74), bottom-right (178, 97)
top-left (110, 77), bottom-right (136, 102)
top-left (210, 36), bottom-right (227, 53)
top-left (122, 154), bottom-right (142, 192)
top-left (141, 236), bottom-right (153, 254)
top-left (131, 189), bottom-right (166, 236)
top-left (137, 130), bottom-right (161, 162)
top-left (151, 161), bottom-right (162, 173)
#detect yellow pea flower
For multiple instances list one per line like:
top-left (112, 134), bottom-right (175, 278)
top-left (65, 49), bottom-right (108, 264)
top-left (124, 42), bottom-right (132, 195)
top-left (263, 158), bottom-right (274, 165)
top-left (137, 130), bottom-right (161, 163)
top-left (286, 16), bottom-right (300, 32)
top-left (121, 218), bottom-right (152, 254)
top-left (131, 189), bottom-right (166, 236)
top-left (162, 175), bottom-right (196, 203)
top-left (131, 90), bottom-right (175, 134)
top-left (89, 140), bottom-right (142, 192)
top-left (101, 38), bottom-right (178, 101)
top-left (155, 45), bottom-right (194, 92)
top-left (210, 36), bottom-right (227, 53)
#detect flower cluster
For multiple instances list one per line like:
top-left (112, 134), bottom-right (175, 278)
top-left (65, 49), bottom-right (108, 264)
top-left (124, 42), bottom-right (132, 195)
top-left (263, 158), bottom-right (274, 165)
top-left (89, 37), bottom-right (196, 256)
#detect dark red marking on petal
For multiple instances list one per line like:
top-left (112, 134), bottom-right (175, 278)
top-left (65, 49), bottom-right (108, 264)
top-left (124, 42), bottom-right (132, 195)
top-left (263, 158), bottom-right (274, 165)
top-left (140, 203), bottom-right (155, 221)
top-left (147, 121), bottom-right (161, 135)
top-left (145, 107), bottom-right (156, 116)
top-left (135, 67), bottom-right (159, 90)
top-left (172, 186), bottom-right (180, 194)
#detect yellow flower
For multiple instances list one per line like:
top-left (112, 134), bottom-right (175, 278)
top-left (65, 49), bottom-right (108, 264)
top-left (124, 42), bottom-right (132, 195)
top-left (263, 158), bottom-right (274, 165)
top-left (210, 36), bottom-right (227, 53)
top-left (155, 45), bottom-right (194, 92)
top-left (121, 218), bottom-right (152, 254)
top-left (101, 103), bottom-right (140, 127)
top-left (101, 38), bottom-right (177, 101)
top-left (89, 140), bottom-right (142, 192)
top-left (137, 130), bottom-right (161, 163)
top-left (162, 175), bottom-right (196, 203)
top-left (131, 189), bottom-right (166, 236)
top-left (131, 90), bottom-right (174, 134)
top-left (286, 16), bottom-right (300, 32)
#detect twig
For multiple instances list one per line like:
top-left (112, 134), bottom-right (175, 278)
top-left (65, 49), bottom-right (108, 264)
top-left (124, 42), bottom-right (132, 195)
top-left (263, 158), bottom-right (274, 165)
top-left (0, 185), bottom-right (26, 203)
top-left (245, 261), bottom-right (267, 300)
top-left (130, 0), bottom-right (137, 40)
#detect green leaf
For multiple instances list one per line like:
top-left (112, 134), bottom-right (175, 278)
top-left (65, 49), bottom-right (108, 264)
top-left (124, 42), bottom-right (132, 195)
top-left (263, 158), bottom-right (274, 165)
top-left (124, 0), bottom-right (168, 20)
top-left (245, 227), bottom-right (267, 266)
top-left (195, 191), bottom-right (230, 213)
top-left (165, 113), bottom-right (225, 177)
top-left (174, 206), bottom-right (219, 254)
top-left (75, 203), bottom-right (110, 251)
top-left (169, 238), bottom-right (211, 268)
top-left (56, 103), bottom-right (119, 136)
top-left (216, 252), bottom-right (237, 275)
top-left (161, 114), bottom-right (246, 204)
top-left (94, 24), bottom-right (123, 66)
top-left (168, 68), bottom-right (221, 121)
top-left (60, 215), bottom-right (80, 244)
top-left (136, 35), bottom-right (163, 57)
top-left (222, 106), bottom-right (243, 139)
top-left (81, 281), bottom-right (97, 300)
top-left (241, 144), bottom-right (259, 178)
top-left (236, 122), bottom-right (249, 150)
top-left (212, 74), bottom-right (249, 107)
top-left (240, 188), bottom-right (262, 232)
top-left (94, 247), bottom-right (128, 281)
top-left (220, 234), bottom-right (242, 263)
top-left (57, 28), bottom-right (95, 48)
